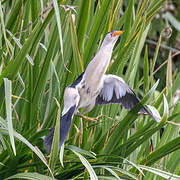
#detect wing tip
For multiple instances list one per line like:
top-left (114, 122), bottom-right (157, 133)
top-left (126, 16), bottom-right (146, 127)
top-left (141, 105), bottom-right (161, 123)
top-left (44, 105), bottom-right (76, 153)
top-left (44, 128), bottom-right (54, 153)
top-left (152, 115), bottom-right (160, 123)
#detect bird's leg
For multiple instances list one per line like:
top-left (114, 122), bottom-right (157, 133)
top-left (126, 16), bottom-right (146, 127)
top-left (75, 113), bottom-right (102, 122)
top-left (73, 118), bottom-right (83, 147)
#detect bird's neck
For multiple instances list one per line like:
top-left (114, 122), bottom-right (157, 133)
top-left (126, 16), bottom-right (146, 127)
top-left (89, 44), bottom-right (113, 80)
top-left (100, 42), bottom-right (114, 53)
top-left (83, 42), bottom-right (115, 93)
top-left (97, 44), bottom-right (114, 68)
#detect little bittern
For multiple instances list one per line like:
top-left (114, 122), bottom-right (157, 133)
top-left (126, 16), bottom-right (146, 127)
top-left (44, 30), bottom-right (158, 152)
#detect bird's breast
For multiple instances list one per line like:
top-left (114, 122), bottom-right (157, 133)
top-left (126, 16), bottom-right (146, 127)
top-left (77, 81), bottom-right (101, 109)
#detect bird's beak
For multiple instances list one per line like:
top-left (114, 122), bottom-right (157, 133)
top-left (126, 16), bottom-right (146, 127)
top-left (111, 30), bottom-right (124, 37)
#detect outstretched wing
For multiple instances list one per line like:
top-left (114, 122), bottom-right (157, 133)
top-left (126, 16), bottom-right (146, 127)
top-left (96, 74), bottom-right (158, 122)
top-left (44, 87), bottom-right (80, 152)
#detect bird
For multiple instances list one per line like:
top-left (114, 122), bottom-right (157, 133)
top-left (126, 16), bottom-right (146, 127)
top-left (44, 30), bottom-right (158, 153)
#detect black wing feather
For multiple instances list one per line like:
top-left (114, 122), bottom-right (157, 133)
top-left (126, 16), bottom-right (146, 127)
top-left (96, 88), bottom-right (142, 110)
top-left (44, 105), bottom-right (76, 153)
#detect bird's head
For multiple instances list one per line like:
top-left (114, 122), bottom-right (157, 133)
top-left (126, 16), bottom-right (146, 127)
top-left (102, 30), bottom-right (124, 47)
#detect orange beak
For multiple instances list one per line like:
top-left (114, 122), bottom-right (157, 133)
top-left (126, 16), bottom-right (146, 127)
top-left (111, 30), bottom-right (124, 37)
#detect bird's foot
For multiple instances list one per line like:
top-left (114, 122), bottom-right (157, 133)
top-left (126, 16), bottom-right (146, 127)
top-left (75, 113), bottom-right (102, 122)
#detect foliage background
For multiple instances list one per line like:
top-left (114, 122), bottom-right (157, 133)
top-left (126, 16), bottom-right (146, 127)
top-left (0, 0), bottom-right (180, 179)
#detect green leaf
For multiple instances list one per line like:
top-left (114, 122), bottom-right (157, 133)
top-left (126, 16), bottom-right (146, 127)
top-left (49, 98), bottom-right (61, 172)
top-left (52, 0), bottom-right (64, 62)
top-left (70, 148), bottom-right (98, 180)
top-left (139, 165), bottom-right (180, 180)
top-left (32, 24), bottom-right (58, 122)
top-left (94, 164), bottom-right (139, 180)
top-left (68, 145), bottom-right (96, 159)
top-left (164, 12), bottom-right (180, 31)
top-left (83, 0), bottom-right (112, 64)
top-left (126, 20), bottom-right (150, 87)
top-left (5, 172), bottom-right (55, 180)
top-left (0, 22), bottom-right (41, 86)
top-left (77, 0), bottom-right (91, 52)
top-left (119, 0), bottom-right (134, 47)
top-left (143, 45), bottom-right (149, 93)
top-left (69, 14), bottom-right (84, 73)
top-left (4, 78), bottom-right (16, 155)
top-left (0, 128), bottom-right (54, 178)
top-left (6, 30), bottom-right (34, 66)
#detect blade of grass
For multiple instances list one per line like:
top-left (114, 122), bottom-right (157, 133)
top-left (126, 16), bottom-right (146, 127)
top-left (139, 165), bottom-right (180, 180)
top-left (143, 45), bottom-right (149, 93)
top-left (164, 12), bottom-right (180, 31)
top-left (5, 172), bottom-right (55, 180)
top-left (6, 0), bottom-right (27, 31)
top-left (125, 20), bottom-right (150, 87)
top-left (94, 165), bottom-right (138, 180)
top-left (4, 78), bottom-right (16, 155)
top-left (0, 126), bottom-right (54, 178)
top-left (83, 0), bottom-right (112, 64)
top-left (32, 24), bottom-right (58, 124)
top-left (137, 95), bottom-right (171, 166)
top-left (69, 148), bottom-right (98, 180)
top-left (0, 21), bottom-right (41, 86)
top-left (31, 0), bottom-right (38, 26)
top-left (150, 33), bottom-right (162, 85)
top-left (49, 98), bottom-right (61, 172)
top-left (166, 51), bottom-right (173, 104)
top-left (68, 145), bottom-right (96, 159)
top-left (119, 0), bottom-right (134, 47)
top-left (6, 30), bottom-right (34, 66)
top-left (52, 0), bottom-right (64, 69)
top-left (76, 0), bottom-right (91, 53)
top-left (0, 1), bottom-right (10, 55)
top-left (69, 14), bottom-right (84, 73)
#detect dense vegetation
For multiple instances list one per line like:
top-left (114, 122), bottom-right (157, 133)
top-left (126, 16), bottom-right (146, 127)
top-left (0, 0), bottom-right (180, 179)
